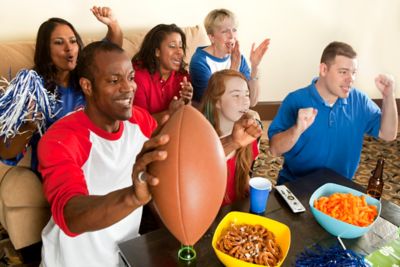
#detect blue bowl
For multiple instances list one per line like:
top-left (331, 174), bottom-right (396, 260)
top-left (309, 183), bottom-right (381, 239)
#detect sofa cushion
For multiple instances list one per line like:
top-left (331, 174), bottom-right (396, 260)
top-left (0, 42), bottom-right (36, 79)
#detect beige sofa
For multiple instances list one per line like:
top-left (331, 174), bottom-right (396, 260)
top-left (0, 25), bottom-right (208, 250)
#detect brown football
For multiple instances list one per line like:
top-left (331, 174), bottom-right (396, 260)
top-left (148, 105), bottom-right (227, 246)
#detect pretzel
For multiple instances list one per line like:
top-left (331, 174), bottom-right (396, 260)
top-left (217, 223), bottom-right (283, 266)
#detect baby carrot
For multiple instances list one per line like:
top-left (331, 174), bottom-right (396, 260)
top-left (314, 193), bottom-right (378, 226)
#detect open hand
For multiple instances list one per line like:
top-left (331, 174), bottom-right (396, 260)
top-left (230, 40), bottom-right (241, 71)
top-left (179, 76), bottom-right (193, 104)
top-left (249, 38), bottom-right (270, 68)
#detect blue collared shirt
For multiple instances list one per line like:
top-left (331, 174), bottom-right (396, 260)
top-left (268, 78), bottom-right (381, 183)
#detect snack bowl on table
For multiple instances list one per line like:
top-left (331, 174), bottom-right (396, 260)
top-left (212, 211), bottom-right (291, 267)
top-left (309, 183), bottom-right (381, 239)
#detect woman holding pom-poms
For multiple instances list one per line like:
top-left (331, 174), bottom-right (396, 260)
top-left (0, 6), bottom-right (122, 173)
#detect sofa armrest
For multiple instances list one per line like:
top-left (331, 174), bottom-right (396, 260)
top-left (1, 166), bottom-right (49, 208)
top-left (0, 162), bottom-right (13, 184)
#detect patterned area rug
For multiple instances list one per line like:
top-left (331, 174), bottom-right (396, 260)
top-left (0, 228), bottom-right (24, 266)
top-left (252, 133), bottom-right (400, 206)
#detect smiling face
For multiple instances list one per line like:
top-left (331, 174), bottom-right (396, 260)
top-left (49, 24), bottom-right (79, 72)
top-left (216, 76), bottom-right (250, 123)
top-left (208, 17), bottom-right (238, 56)
top-left (82, 50), bottom-right (136, 132)
top-left (318, 55), bottom-right (358, 103)
top-left (156, 32), bottom-right (184, 77)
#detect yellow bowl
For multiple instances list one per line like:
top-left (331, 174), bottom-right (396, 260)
top-left (211, 211), bottom-right (291, 267)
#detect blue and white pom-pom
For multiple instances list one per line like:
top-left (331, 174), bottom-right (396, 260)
top-left (0, 69), bottom-right (61, 140)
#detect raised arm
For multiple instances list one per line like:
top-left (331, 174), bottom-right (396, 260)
top-left (269, 108), bottom-right (317, 157)
top-left (247, 38), bottom-right (270, 106)
top-left (91, 6), bottom-right (123, 47)
top-left (375, 74), bottom-right (398, 141)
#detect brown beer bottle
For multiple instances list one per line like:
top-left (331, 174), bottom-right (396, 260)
top-left (366, 158), bottom-right (384, 200)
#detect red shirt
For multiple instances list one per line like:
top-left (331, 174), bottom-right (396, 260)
top-left (223, 140), bottom-right (259, 206)
top-left (37, 107), bottom-right (156, 266)
top-left (38, 107), bottom-right (156, 236)
top-left (133, 66), bottom-right (190, 114)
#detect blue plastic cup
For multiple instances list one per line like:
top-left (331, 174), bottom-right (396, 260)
top-left (249, 177), bottom-right (272, 214)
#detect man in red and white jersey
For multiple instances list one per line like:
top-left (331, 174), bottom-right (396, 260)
top-left (38, 41), bottom-right (262, 267)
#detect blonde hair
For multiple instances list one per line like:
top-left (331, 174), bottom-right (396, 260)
top-left (200, 69), bottom-right (253, 201)
top-left (204, 9), bottom-right (237, 35)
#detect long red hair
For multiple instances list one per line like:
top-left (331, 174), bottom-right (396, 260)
top-left (199, 69), bottom-right (253, 201)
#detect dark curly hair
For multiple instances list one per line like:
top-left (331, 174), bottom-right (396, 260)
top-left (132, 24), bottom-right (187, 74)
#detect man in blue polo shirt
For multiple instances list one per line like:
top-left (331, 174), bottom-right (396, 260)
top-left (268, 41), bottom-right (398, 184)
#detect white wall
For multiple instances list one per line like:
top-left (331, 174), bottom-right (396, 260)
top-left (1, 0), bottom-right (399, 101)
